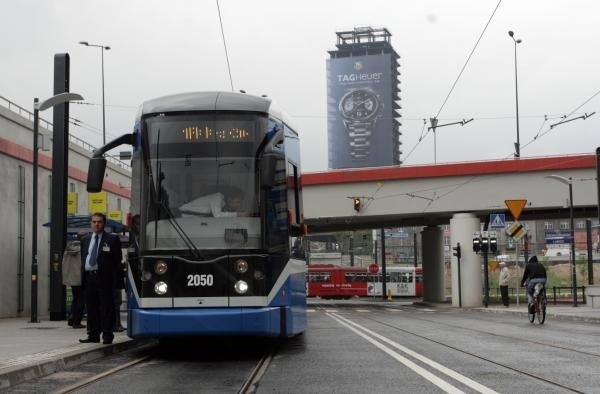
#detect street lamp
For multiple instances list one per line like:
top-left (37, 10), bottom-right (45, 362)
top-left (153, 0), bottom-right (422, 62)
top-left (79, 41), bottom-right (110, 145)
top-left (31, 92), bottom-right (83, 323)
top-left (545, 175), bottom-right (578, 307)
top-left (508, 30), bottom-right (522, 158)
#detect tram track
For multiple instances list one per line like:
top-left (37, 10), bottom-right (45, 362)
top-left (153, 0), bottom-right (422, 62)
top-left (46, 340), bottom-right (275, 394)
top-left (314, 303), bottom-right (588, 393)
top-left (51, 354), bottom-right (153, 394)
top-left (312, 302), bottom-right (600, 358)
top-left (382, 309), bottom-right (600, 359)
top-left (238, 351), bottom-right (275, 394)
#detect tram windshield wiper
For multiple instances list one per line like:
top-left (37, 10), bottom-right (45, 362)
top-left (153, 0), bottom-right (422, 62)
top-left (159, 198), bottom-right (202, 259)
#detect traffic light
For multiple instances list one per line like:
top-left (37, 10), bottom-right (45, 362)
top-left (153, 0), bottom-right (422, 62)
top-left (489, 232), bottom-right (498, 253)
top-left (452, 243), bottom-right (461, 259)
top-left (481, 236), bottom-right (489, 253)
top-left (353, 197), bottom-right (361, 212)
top-left (473, 233), bottom-right (481, 253)
top-left (480, 231), bottom-right (489, 252)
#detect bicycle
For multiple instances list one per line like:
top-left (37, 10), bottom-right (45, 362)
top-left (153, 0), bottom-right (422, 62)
top-left (528, 283), bottom-right (547, 324)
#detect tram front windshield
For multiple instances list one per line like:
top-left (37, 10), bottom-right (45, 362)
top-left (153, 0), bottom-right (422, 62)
top-left (142, 112), bottom-right (268, 251)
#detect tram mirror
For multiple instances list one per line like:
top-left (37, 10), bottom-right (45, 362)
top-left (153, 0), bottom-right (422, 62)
top-left (87, 157), bottom-right (107, 192)
top-left (260, 154), bottom-right (279, 189)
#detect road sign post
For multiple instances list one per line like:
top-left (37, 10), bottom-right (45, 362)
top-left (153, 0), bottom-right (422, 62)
top-left (505, 199), bottom-right (527, 307)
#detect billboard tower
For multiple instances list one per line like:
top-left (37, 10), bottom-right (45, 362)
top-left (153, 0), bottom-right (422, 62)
top-left (327, 27), bottom-right (402, 169)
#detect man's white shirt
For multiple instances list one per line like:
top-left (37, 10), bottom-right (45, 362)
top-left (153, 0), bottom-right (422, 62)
top-left (179, 193), bottom-right (237, 217)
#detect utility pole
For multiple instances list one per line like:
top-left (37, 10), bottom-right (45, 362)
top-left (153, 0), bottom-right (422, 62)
top-left (473, 231), bottom-right (498, 308)
top-left (453, 243), bottom-right (462, 308)
top-left (428, 117), bottom-right (473, 163)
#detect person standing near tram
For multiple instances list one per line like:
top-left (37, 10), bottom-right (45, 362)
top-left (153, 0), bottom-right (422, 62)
top-left (79, 213), bottom-right (122, 344)
top-left (498, 261), bottom-right (510, 307)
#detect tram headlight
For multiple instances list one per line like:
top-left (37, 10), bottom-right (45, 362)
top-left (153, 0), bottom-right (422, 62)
top-left (142, 271), bottom-right (152, 281)
top-left (234, 280), bottom-right (249, 294)
top-left (154, 281), bottom-right (168, 295)
top-left (154, 260), bottom-right (168, 275)
top-left (235, 259), bottom-right (249, 274)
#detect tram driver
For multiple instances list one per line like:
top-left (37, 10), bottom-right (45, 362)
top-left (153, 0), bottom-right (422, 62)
top-left (179, 188), bottom-right (248, 217)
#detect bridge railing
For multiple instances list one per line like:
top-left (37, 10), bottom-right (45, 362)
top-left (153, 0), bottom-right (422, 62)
top-left (0, 95), bottom-right (130, 171)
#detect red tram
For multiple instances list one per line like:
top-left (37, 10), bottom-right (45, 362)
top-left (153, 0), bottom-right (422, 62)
top-left (307, 265), bottom-right (423, 298)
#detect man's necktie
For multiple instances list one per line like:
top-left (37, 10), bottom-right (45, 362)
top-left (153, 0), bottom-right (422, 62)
top-left (89, 234), bottom-right (99, 268)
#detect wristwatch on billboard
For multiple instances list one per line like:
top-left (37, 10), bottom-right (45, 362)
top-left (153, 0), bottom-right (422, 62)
top-left (338, 88), bottom-right (382, 160)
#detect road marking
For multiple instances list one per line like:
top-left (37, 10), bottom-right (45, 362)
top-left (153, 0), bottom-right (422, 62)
top-left (385, 308), bottom-right (403, 312)
top-left (329, 313), bottom-right (499, 394)
top-left (306, 309), bottom-right (316, 312)
top-left (355, 309), bottom-right (370, 313)
top-left (324, 309), bottom-right (338, 313)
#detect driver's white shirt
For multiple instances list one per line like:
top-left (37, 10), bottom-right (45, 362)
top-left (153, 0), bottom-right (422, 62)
top-left (179, 193), bottom-right (237, 218)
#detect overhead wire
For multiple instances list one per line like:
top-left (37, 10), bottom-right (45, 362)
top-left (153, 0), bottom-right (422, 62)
top-left (402, 0), bottom-right (502, 163)
top-left (521, 88), bottom-right (600, 151)
top-left (369, 87), bottom-right (600, 211)
top-left (216, 0), bottom-right (234, 92)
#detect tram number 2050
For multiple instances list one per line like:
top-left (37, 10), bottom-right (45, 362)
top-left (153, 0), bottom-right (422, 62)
top-left (187, 274), bottom-right (214, 287)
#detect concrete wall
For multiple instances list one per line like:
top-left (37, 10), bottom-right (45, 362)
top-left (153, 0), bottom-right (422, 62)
top-left (302, 159), bottom-right (597, 222)
top-left (0, 104), bottom-right (131, 318)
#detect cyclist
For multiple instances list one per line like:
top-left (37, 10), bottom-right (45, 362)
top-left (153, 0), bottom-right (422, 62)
top-left (520, 255), bottom-right (547, 313)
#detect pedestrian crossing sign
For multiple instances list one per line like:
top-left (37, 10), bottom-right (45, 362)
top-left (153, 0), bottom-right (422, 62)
top-left (489, 213), bottom-right (505, 229)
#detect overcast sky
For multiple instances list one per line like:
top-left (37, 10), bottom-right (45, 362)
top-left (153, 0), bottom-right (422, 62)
top-left (2, 0), bottom-right (599, 171)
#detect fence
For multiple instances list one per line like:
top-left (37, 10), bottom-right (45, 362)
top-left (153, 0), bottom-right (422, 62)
top-left (486, 286), bottom-right (587, 305)
top-left (0, 95), bottom-right (131, 171)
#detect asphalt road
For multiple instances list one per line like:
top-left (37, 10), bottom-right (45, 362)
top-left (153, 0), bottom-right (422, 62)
top-left (7, 301), bottom-right (600, 393)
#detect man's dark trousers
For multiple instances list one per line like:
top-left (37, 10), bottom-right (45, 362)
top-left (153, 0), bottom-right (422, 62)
top-left (84, 271), bottom-right (115, 342)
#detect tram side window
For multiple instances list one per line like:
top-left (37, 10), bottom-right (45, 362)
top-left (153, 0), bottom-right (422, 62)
top-left (373, 273), bottom-right (390, 283)
top-left (345, 272), bottom-right (368, 282)
top-left (375, 273), bottom-right (391, 283)
top-left (356, 273), bottom-right (368, 282)
top-left (308, 273), bottom-right (331, 282)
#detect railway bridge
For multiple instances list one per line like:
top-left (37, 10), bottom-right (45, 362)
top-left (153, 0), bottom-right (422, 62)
top-left (301, 154), bottom-right (598, 306)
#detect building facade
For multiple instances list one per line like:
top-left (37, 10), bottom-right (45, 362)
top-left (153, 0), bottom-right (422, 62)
top-left (0, 96), bottom-right (131, 318)
top-left (327, 27), bottom-right (402, 169)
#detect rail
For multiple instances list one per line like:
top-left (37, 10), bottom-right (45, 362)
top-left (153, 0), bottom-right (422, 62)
top-left (0, 95), bottom-right (131, 171)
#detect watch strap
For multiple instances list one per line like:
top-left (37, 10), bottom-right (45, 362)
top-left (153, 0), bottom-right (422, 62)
top-left (344, 120), bottom-right (373, 159)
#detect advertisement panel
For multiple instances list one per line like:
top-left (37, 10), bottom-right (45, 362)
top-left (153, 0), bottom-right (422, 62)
top-left (327, 54), bottom-right (393, 168)
top-left (67, 192), bottom-right (77, 215)
top-left (108, 210), bottom-right (123, 222)
top-left (545, 230), bottom-right (572, 245)
top-left (88, 191), bottom-right (107, 214)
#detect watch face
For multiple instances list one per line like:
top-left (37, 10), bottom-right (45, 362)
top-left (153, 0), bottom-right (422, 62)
top-left (339, 89), bottom-right (380, 121)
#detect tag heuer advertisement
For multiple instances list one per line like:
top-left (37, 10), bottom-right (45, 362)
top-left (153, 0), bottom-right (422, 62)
top-left (327, 54), bottom-right (393, 169)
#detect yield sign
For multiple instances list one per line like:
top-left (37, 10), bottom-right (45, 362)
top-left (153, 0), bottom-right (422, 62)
top-left (505, 199), bottom-right (527, 220)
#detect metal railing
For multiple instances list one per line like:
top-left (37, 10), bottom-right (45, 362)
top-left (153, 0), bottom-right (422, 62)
top-left (0, 95), bottom-right (131, 171)
top-left (485, 286), bottom-right (586, 305)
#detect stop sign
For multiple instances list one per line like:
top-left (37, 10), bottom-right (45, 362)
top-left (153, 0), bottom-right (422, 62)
top-left (368, 263), bottom-right (379, 274)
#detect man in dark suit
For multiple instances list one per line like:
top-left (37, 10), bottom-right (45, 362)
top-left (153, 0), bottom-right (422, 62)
top-left (79, 213), bottom-right (122, 344)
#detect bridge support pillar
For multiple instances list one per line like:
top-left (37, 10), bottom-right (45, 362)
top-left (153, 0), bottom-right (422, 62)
top-left (421, 226), bottom-right (445, 302)
top-left (450, 213), bottom-right (482, 307)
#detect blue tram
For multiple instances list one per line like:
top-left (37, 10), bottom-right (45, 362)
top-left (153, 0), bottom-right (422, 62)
top-left (87, 92), bottom-right (307, 337)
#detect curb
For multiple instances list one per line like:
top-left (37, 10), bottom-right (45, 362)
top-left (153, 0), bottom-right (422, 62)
top-left (468, 306), bottom-right (600, 324)
top-left (0, 338), bottom-right (154, 390)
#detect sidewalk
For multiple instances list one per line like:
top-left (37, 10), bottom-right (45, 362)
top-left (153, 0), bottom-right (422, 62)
top-left (470, 302), bottom-right (600, 324)
top-left (0, 315), bottom-right (148, 390)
